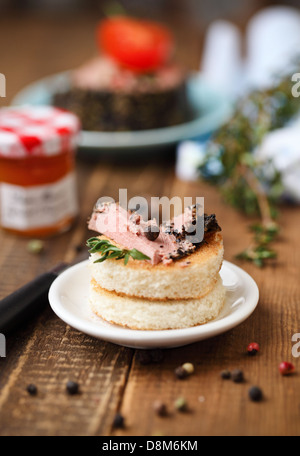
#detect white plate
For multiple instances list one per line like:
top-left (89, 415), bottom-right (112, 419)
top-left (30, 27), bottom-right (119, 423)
top-left (11, 71), bottom-right (233, 153)
top-left (48, 260), bottom-right (259, 349)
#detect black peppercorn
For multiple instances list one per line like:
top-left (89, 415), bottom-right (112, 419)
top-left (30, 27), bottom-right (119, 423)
top-left (174, 366), bottom-right (189, 380)
top-left (231, 369), bottom-right (244, 383)
top-left (113, 413), bottom-right (125, 429)
top-left (153, 401), bottom-right (168, 417)
top-left (66, 380), bottom-right (79, 395)
top-left (144, 226), bottom-right (160, 242)
top-left (74, 244), bottom-right (83, 254)
top-left (26, 384), bottom-right (38, 396)
top-left (249, 386), bottom-right (263, 402)
top-left (221, 370), bottom-right (231, 380)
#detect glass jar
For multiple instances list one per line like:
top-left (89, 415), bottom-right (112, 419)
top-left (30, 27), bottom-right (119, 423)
top-left (0, 106), bottom-right (80, 237)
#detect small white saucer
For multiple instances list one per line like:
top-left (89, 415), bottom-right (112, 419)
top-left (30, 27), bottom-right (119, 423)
top-left (48, 260), bottom-right (259, 349)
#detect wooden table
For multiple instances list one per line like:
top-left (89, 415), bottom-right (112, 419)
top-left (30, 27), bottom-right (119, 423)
top-left (0, 12), bottom-right (300, 437)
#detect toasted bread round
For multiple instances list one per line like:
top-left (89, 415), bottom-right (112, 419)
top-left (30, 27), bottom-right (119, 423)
top-left (89, 232), bottom-right (224, 300)
top-left (89, 274), bottom-right (225, 330)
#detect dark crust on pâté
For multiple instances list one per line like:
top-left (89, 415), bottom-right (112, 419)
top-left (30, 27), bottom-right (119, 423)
top-left (161, 206), bottom-right (221, 262)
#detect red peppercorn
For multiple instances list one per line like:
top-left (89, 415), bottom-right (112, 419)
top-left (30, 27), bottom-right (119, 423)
top-left (247, 342), bottom-right (260, 356)
top-left (279, 362), bottom-right (295, 376)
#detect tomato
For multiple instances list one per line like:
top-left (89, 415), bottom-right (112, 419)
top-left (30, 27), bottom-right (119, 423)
top-left (97, 16), bottom-right (174, 73)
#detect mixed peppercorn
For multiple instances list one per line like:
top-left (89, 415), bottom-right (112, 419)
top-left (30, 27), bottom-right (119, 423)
top-left (24, 341), bottom-right (296, 430)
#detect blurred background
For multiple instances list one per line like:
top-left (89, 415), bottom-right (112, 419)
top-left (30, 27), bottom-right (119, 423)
top-left (1, 0), bottom-right (300, 106)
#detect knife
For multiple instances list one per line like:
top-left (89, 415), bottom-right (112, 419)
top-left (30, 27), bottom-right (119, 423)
top-left (0, 259), bottom-right (85, 334)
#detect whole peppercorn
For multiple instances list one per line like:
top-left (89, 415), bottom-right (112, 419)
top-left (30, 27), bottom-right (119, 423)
top-left (247, 342), bottom-right (260, 356)
top-left (174, 397), bottom-right (187, 412)
top-left (74, 244), bottom-right (83, 254)
top-left (26, 384), bottom-right (38, 396)
top-left (279, 362), bottom-right (295, 376)
top-left (153, 400), bottom-right (168, 417)
top-left (249, 386), bottom-right (263, 402)
top-left (144, 226), bottom-right (160, 242)
top-left (113, 413), bottom-right (125, 429)
top-left (182, 363), bottom-right (195, 375)
top-left (174, 366), bottom-right (189, 380)
top-left (231, 369), bottom-right (244, 383)
top-left (66, 380), bottom-right (79, 395)
top-left (221, 370), bottom-right (231, 380)
top-left (27, 239), bottom-right (44, 254)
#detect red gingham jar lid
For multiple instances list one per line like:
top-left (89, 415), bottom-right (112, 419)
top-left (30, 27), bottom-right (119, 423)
top-left (0, 106), bottom-right (81, 158)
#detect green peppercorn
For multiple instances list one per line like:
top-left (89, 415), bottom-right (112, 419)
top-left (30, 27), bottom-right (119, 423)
top-left (27, 239), bottom-right (44, 254)
top-left (174, 397), bottom-right (187, 412)
top-left (182, 363), bottom-right (194, 375)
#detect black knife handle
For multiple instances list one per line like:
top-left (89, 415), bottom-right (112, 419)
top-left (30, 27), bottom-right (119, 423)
top-left (0, 272), bottom-right (58, 334)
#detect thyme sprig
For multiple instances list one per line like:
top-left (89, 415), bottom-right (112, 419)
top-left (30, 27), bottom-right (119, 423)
top-left (199, 69), bottom-right (299, 267)
top-left (236, 223), bottom-right (279, 268)
top-left (87, 238), bottom-right (150, 265)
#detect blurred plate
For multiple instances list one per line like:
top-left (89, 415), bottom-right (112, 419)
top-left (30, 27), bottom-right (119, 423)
top-left (48, 260), bottom-right (259, 349)
top-left (11, 71), bottom-right (232, 153)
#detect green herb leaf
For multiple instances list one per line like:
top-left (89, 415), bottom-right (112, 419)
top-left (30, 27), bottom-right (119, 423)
top-left (128, 249), bottom-right (150, 260)
top-left (86, 238), bottom-right (150, 265)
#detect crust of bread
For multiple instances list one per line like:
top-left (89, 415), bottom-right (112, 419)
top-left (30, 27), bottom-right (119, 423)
top-left (94, 231), bottom-right (223, 269)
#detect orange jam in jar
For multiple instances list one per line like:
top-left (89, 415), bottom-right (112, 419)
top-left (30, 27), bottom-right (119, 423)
top-left (0, 107), bottom-right (80, 237)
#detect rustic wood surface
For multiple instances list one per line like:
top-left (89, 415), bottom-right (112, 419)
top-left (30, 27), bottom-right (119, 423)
top-left (0, 10), bottom-right (300, 436)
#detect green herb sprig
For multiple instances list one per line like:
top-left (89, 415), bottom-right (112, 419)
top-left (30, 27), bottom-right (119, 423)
top-left (199, 69), bottom-right (299, 267)
top-left (236, 223), bottom-right (279, 268)
top-left (87, 238), bottom-right (150, 265)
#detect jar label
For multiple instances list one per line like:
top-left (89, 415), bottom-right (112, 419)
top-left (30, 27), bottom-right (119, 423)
top-left (0, 172), bottom-right (78, 230)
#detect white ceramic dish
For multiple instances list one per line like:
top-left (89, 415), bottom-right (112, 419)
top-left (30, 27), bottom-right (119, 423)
top-left (11, 71), bottom-right (232, 153)
top-left (48, 259), bottom-right (259, 349)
